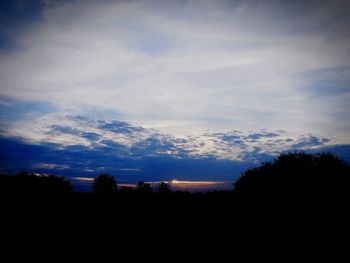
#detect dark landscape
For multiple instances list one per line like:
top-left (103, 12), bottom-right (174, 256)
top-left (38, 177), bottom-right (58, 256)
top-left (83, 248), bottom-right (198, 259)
top-left (2, 152), bottom-right (350, 219)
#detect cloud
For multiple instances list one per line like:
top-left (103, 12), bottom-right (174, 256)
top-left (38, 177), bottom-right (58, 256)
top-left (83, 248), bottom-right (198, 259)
top-left (0, 134), bottom-right (250, 182)
top-left (0, 0), bottom-right (349, 139)
top-left (1, 126), bottom-right (349, 184)
top-left (33, 163), bottom-right (70, 170)
top-left (290, 135), bottom-right (331, 149)
top-left (0, 112), bottom-right (338, 162)
top-left (98, 120), bottom-right (145, 134)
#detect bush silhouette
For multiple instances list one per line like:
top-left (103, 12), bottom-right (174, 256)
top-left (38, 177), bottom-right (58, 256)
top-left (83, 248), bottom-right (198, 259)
top-left (233, 152), bottom-right (350, 198)
top-left (93, 174), bottom-right (117, 194)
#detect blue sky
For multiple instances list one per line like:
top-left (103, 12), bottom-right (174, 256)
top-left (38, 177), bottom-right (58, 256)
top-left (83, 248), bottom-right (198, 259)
top-left (0, 0), bottom-right (350, 184)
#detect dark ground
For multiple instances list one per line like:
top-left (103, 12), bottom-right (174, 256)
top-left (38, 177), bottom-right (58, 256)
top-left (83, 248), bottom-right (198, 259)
top-left (2, 152), bottom-right (350, 251)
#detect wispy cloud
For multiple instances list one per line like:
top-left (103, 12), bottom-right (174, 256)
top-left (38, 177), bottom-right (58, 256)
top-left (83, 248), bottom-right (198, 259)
top-left (0, 0), bottom-right (349, 139)
top-left (33, 163), bottom-right (70, 170)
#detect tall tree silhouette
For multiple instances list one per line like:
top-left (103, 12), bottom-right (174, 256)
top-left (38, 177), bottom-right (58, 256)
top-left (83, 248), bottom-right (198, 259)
top-left (93, 174), bottom-right (117, 194)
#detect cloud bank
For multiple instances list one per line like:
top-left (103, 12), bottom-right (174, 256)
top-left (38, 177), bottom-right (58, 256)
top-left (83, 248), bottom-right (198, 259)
top-left (1, 113), bottom-right (349, 183)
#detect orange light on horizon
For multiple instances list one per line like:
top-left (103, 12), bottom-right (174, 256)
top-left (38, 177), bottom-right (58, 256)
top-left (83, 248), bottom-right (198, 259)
top-left (71, 177), bottom-right (227, 187)
top-left (171, 180), bottom-right (225, 185)
top-left (73, 177), bottom-right (94, 181)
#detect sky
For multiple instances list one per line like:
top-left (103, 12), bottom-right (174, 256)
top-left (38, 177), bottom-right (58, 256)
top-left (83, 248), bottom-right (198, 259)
top-left (0, 0), bottom-right (350, 187)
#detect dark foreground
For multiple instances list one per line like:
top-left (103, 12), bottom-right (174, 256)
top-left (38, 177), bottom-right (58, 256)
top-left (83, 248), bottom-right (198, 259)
top-left (2, 152), bottom-right (350, 247)
top-left (2, 178), bottom-right (350, 256)
top-left (2, 182), bottom-right (350, 225)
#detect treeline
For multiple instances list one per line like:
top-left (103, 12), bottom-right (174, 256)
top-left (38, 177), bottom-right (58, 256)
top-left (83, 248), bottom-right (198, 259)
top-left (3, 152), bottom-right (350, 242)
top-left (0, 171), bottom-right (72, 196)
top-left (0, 172), bottom-right (173, 196)
top-left (92, 174), bottom-right (168, 195)
top-left (1, 152), bottom-right (350, 200)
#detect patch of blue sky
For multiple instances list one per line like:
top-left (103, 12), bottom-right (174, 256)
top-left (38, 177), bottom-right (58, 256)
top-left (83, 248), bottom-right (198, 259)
top-left (0, 96), bottom-right (56, 122)
top-left (301, 66), bottom-right (350, 97)
top-left (128, 28), bottom-right (172, 56)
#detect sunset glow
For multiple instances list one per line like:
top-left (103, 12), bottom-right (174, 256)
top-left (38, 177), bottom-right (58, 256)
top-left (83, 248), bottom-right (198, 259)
top-left (171, 180), bottom-right (225, 185)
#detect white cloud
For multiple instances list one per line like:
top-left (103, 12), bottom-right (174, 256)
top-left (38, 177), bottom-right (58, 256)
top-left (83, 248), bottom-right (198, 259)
top-left (0, 0), bottom-right (349, 140)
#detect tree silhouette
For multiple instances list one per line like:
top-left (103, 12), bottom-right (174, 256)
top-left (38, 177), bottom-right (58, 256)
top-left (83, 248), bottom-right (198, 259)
top-left (233, 152), bottom-right (350, 198)
top-left (137, 181), bottom-right (153, 193)
top-left (93, 174), bottom-right (117, 194)
top-left (157, 182), bottom-right (171, 194)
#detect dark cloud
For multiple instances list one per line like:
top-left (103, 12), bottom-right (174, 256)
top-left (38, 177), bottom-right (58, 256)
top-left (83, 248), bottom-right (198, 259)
top-left (98, 120), bottom-right (144, 134)
top-left (291, 135), bottom-right (329, 149)
top-left (0, 0), bottom-right (43, 49)
top-left (0, 136), bottom-right (249, 182)
top-left (245, 132), bottom-right (280, 141)
top-left (80, 132), bottom-right (101, 142)
top-left (47, 125), bottom-right (81, 136)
